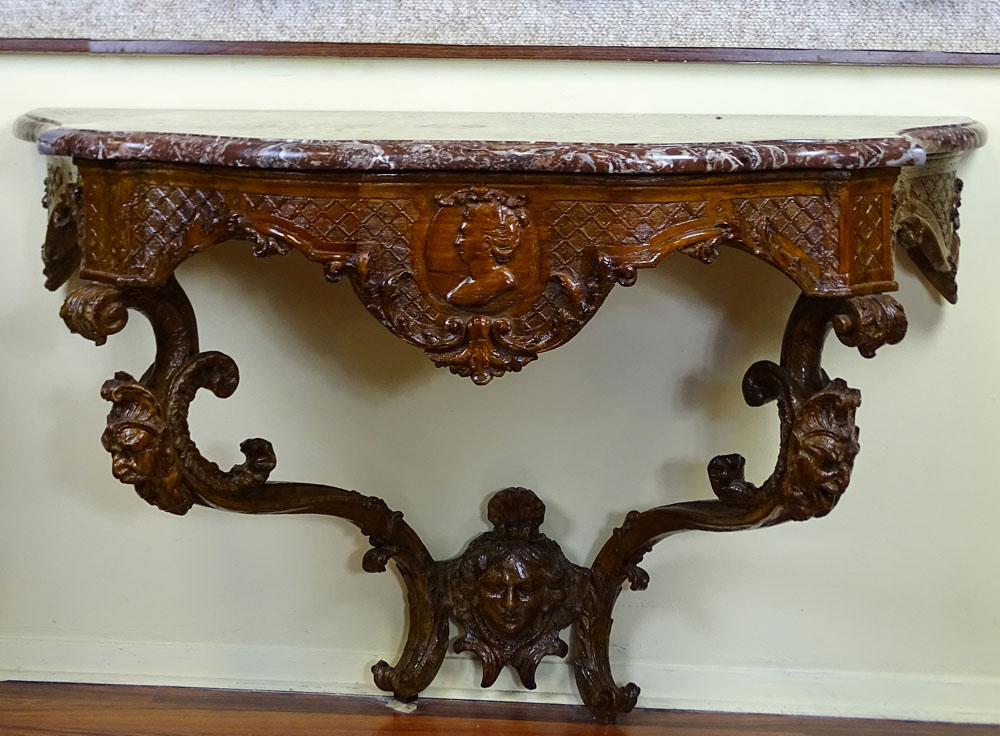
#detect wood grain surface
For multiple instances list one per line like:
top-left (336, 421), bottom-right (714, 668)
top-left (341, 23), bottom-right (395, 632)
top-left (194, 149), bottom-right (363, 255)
top-left (1, 682), bottom-right (997, 735)
top-left (2, 39), bottom-right (1000, 66)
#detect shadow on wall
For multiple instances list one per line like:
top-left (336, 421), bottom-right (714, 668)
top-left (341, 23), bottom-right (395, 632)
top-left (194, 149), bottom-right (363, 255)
top-left (178, 240), bottom-right (432, 394)
top-left (175, 238), bottom-right (802, 526)
top-left (175, 237), bottom-right (801, 398)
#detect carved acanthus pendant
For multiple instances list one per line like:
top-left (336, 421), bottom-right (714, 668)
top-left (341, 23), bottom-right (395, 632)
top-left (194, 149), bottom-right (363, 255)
top-left (41, 158), bottom-right (82, 290)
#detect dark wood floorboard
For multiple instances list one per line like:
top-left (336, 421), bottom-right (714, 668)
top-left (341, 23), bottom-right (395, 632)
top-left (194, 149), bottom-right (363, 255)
top-left (0, 682), bottom-right (997, 735)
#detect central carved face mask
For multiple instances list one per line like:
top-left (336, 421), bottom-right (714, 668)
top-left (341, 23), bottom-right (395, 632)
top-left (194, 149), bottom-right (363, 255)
top-left (477, 554), bottom-right (544, 639)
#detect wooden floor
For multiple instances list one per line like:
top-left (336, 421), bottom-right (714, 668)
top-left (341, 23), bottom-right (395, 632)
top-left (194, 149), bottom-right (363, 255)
top-left (0, 682), bottom-right (997, 736)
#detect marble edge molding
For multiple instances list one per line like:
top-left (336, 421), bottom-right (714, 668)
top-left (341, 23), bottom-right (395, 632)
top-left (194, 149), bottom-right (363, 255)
top-left (899, 120), bottom-right (988, 155)
top-left (12, 112), bottom-right (987, 175)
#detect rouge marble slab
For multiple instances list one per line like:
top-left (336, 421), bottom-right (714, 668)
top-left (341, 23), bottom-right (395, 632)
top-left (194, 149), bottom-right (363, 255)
top-left (14, 109), bottom-right (987, 174)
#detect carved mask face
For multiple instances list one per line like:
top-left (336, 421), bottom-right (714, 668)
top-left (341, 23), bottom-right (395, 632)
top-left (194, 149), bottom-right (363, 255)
top-left (104, 424), bottom-right (160, 485)
top-left (798, 430), bottom-right (853, 504)
top-left (785, 427), bottom-right (857, 520)
top-left (478, 555), bottom-right (544, 639)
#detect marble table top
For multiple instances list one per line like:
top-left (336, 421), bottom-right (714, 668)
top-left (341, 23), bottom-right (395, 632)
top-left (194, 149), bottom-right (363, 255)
top-left (14, 109), bottom-right (987, 175)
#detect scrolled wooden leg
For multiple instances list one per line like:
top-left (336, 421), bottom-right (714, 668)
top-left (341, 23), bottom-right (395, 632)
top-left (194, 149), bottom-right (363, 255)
top-left (571, 293), bottom-right (907, 723)
top-left (56, 277), bottom-right (909, 716)
top-left (59, 275), bottom-right (450, 702)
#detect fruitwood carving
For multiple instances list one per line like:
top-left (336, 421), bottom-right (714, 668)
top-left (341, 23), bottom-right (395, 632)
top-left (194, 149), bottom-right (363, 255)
top-left (55, 253), bottom-right (907, 720)
top-left (573, 293), bottom-right (906, 722)
top-left (41, 158), bottom-right (82, 290)
top-left (51, 161), bottom-right (912, 383)
top-left (32, 144), bottom-right (969, 721)
top-left (445, 488), bottom-right (590, 690)
top-left (893, 154), bottom-right (965, 303)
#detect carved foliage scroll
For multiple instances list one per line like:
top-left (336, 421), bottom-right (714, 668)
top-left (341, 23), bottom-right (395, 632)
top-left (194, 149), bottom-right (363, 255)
top-left (62, 280), bottom-right (278, 513)
top-left (54, 249), bottom-right (910, 722)
top-left (59, 275), bottom-right (449, 704)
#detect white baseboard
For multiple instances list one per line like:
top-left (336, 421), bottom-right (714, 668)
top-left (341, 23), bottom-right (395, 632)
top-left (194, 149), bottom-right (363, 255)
top-left (1, 636), bottom-right (998, 725)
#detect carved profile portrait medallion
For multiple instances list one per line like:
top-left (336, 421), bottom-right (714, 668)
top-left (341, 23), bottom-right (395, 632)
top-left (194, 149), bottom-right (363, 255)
top-left (418, 187), bottom-right (545, 314)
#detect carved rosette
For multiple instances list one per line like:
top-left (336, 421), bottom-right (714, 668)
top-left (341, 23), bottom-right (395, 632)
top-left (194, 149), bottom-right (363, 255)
top-left (444, 488), bottom-right (589, 689)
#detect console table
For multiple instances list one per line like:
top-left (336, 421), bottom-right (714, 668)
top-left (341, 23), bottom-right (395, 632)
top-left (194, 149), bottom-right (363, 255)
top-left (15, 110), bottom-right (986, 723)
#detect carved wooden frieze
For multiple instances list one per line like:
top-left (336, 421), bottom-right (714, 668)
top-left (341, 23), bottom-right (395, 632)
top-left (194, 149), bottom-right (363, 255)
top-left (41, 157), bottom-right (82, 290)
top-left (42, 160), bottom-right (920, 383)
top-left (893, 154), bottom-right (965, 302)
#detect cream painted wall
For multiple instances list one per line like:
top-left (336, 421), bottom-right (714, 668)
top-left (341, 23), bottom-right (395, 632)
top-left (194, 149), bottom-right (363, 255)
top-left (0, 55), bottom-right (998, 723)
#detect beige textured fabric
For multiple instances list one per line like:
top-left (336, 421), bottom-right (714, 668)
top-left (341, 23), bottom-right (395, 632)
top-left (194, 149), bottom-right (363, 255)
top-left (0, 1), bottom-right (998, 52)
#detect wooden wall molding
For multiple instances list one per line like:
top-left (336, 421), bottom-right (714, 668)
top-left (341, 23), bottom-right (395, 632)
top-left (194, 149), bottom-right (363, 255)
top-left (1, 39), bottom-right (999, 66)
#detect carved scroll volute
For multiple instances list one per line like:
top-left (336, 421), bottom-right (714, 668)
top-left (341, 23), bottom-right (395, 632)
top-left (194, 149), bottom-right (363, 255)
top-left (445, 488), bottom-right (589, 689)
top-left (59, 273), bottom-right (450, 704)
